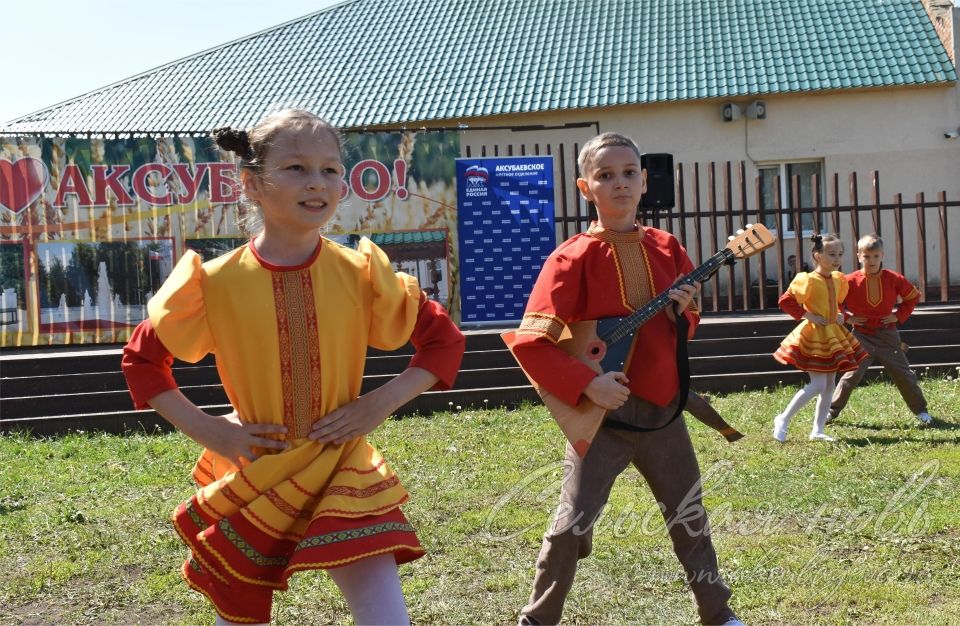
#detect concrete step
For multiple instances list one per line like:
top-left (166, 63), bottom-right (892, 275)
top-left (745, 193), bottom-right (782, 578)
top-left (2, 334), bottom-right (953, 399)
top-left (2, 305), bottom-right (957, 435)
top-left (2, 364), bottom-right (531, 420)
top-left (0, 385), bottom-right (542, 437)
top-left (687, 327), bottom-right (958, 357)
top-left (690, 345), bottom-right (958, 375)
top-left (691, 360), bottom-right (959, 394)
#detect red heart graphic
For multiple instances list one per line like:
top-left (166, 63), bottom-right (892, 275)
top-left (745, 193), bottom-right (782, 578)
top-left (0, 157), bottom-right (49, 215)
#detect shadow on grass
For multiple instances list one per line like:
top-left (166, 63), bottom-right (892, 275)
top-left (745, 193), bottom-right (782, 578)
top-left (841, 436), bottom-right (928, 447)
top-left (839, 431), bottom-right (960, 447)
top-left (833, 419), bottom-right (959, 432)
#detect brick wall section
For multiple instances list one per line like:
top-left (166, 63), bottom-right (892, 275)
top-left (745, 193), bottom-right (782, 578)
top-left (922, 0), bottom-right (957, 65)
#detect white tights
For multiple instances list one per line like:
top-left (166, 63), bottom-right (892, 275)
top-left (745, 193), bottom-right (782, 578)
top-left (777, 371), bottom-right (837, 437)
top-left (214, 553), bottom-right (409, 626)
top-left (327, 553), bottom-right (409, 625)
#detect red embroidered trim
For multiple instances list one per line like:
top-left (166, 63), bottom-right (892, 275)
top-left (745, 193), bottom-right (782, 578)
top-left (337, 458), bottom-right (387, 475)
top-left (324, 475), bottom-right (400, 499)
top-left (264, 488), bottom-right (313, 520)
top-left (289, 477), bottom-right (319, 498)
top-left (313, 496), bottom-right (408, 517)
top-left (272, 270), bottom-right (322, 439)
top-left (220, 485), bottom-right (248, 509)
top-left (239, 471), bottom-right (260, 496)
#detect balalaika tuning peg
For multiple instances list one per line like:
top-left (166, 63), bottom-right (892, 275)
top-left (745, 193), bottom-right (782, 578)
top-left (736, 229), bottom-right (745, 235)
top-left (728, 235), bottom-right (736, 241)
top-left (745, 223), bottom-right (753, 229)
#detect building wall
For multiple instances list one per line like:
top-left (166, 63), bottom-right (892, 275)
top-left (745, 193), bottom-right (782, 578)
top-left (439, 84), bottom-right (960, 200)
top-left (410, 82), bottom-right (960, 287)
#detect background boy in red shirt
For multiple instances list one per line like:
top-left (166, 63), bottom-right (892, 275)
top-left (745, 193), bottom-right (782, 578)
top-left (828, 234), bottom-right (934, 425)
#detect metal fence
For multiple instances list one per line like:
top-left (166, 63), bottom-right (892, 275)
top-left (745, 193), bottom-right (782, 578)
top-left (466, 134), bottom-right (958, 313)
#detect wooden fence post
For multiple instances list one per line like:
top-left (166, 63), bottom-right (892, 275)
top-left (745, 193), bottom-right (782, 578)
top-left (871, 171), bottom-right (881, 236)
top-left (723, 161), bottom-right (735, 310)
top-left (939, 191), bottom-right (950, 301)
top-left (738, 161), bottom-right (751, 310)
top-left (893, 193), bottom-right (905, 274)
top-left (849, 171), bottom-right (860, 248)
top-left (916, 192), bottom-right (927, 302)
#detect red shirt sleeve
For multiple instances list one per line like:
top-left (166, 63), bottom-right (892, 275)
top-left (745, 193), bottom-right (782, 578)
top-left (407, 292), bottom-right (466, 390)
top-left (778, 291), bottom-right (806, 320)
top-left (510, 248), bottom-right (602, 407)
top-left (895, 298), bottom-right (917, 325)
top-left (121, 319), bottom-right (179, 409)
top-left (893, 272), bottom-right (920, 325)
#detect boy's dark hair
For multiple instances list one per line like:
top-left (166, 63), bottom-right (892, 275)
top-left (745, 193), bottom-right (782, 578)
top-left (857, 233), bottom-right (883, 252)
top-left (577, 132), bottom-right (642, 175)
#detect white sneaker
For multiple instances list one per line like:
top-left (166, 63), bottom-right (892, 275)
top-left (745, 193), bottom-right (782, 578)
top-left (772, 414), bottom-right (788, 442)
top-left (917, 412), bottom-right (933, 425)
top-left (809, 432), bottom-right (835, 442)
top-left (721, 619), bottom-right (746, 626)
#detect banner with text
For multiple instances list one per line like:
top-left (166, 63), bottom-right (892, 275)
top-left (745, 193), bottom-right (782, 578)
top-left (0, 131), bottom-right (459, 346)
top-left (456, 156), bottom-right (555, 325)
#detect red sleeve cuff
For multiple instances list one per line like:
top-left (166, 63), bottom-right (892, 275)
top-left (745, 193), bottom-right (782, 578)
top-left (895, 299), bottom-right (917, 325)
top-left (510, 338), bottom-right (597, 407)
top-left (121, 319), bottom-right (178, 409)
top-left (407, 294), bottom-right (465, 390)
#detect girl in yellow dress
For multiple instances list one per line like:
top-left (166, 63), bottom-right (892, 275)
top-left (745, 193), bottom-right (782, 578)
top-left (772, 234), bottom-right (867, 442)
top-left (122, 109), bottom-right (464, 624)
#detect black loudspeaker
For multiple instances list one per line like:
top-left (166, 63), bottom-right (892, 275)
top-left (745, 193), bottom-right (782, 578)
top-left (639, 153), bottom-right (675, 211)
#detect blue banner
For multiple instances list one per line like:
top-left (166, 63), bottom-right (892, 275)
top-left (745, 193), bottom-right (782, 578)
top-left (456, 156), bottom-right (556, 325)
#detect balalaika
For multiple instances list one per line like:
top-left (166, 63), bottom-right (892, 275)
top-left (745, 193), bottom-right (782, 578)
top-left (502, 224), bottom-right (776, 457)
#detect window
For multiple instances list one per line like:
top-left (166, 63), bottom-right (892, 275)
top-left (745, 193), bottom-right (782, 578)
top-left (758, 160), bottom-right (825, 235)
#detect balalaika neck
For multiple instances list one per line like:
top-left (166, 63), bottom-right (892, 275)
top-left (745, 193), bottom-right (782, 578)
top-left (599, 248), bottom-right (735, 345)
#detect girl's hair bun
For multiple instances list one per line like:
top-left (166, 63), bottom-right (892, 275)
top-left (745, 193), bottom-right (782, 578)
top-left (810, 233), bottom-right (824, 253)
top-left (212, 126), bottom-right (253, 160)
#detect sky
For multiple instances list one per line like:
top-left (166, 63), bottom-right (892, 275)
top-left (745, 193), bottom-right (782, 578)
top-left (5, 0), bottom-right (959, 124)
top-left (1, 0), bottom-right (345, 124)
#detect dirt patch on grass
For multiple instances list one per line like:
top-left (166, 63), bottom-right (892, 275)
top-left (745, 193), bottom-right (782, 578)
top-left (7, 564), bottom-right (192, 625)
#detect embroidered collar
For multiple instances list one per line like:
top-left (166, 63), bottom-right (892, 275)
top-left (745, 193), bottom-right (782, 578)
top-left (248, 236), bottom-right (323, 271)
top-left (587, 221), bottom-right (645, 244)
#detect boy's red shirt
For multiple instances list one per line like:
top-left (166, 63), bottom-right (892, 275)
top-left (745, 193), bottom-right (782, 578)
top-left (843, 268), bottom-right (920, 334)
top-left (510, 224), bottom-right (699, 408)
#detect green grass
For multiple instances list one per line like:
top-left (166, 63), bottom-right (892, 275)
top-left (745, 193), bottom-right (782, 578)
top-left (2, 377), bottom-right (958, 625)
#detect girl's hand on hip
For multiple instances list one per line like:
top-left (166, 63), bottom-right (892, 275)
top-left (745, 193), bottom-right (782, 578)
top-left (199, 410), bottom-right (289, 464)
top-left (310, 393), bottom-right (391, 445)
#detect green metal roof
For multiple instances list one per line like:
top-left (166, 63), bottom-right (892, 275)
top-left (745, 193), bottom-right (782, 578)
top-left (370, 230), bottom-right (447, 246)
top-left (3, 0), bottom-right (955, 134)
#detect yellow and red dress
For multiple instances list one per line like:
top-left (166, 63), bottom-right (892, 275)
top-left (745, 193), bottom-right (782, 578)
top-left (122, 237), bottom-right (464, 623)
top-left (774, 271), bottom-right (867, 372)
